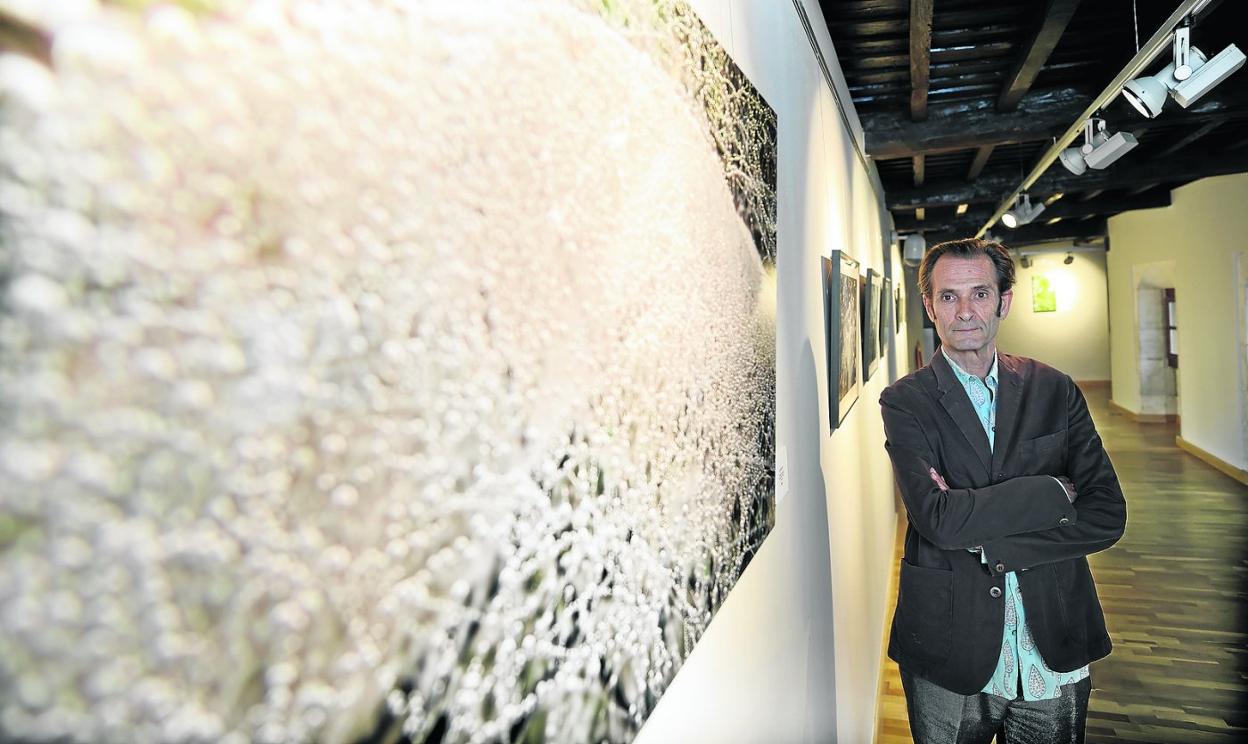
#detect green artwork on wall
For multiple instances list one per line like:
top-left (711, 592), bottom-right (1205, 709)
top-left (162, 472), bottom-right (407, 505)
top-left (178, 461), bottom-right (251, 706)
top-left (1033, 274), bottom-right (1057, 312)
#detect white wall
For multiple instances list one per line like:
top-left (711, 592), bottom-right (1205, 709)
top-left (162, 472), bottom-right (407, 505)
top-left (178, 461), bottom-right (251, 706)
top-left (996, 250), bottom-right (1111, 381)
top-left (635, 1), bottom-right (903, 742)
top-left (1108, 173), bottom-right (1248, 472)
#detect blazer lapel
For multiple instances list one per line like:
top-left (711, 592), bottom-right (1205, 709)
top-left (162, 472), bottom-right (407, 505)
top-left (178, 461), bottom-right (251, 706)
top-left (930, 351), bottom-right (993, 477)
top-left (991, 354), bottom-right (1024, 478)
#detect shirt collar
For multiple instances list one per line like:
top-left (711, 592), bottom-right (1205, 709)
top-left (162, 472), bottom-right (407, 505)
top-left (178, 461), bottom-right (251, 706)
top-left (941, 347), bottom-right (998, 388)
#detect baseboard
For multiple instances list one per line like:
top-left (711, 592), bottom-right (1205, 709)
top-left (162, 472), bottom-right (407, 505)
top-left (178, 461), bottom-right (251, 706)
top-left (1175, 436), bottom-right (1248, 487)
top-left (1108, 398), bottom-right (1177, 424)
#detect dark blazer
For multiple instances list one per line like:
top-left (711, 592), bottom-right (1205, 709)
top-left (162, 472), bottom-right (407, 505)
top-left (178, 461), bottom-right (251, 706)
top-left (879, 351), bottom-right (1126, 695)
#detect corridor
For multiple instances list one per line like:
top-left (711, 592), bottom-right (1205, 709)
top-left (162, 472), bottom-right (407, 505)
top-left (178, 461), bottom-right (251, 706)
top-left (877, 383), bottom-right (1248, 743)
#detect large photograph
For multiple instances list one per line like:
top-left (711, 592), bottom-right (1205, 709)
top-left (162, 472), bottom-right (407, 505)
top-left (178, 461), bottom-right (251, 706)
top-left (0, 2), bottom-right (778, 743)
top-left (823, 251), bottom-right (861, 430)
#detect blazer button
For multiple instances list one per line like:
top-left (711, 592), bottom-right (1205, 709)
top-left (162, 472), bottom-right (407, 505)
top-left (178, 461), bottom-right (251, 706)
top-left (989, 586), bottom-right (1002, 598)
top-left (994, 562), bottom-right (1005, 573)
top-left (1059, 517), bottom-right (1070, 525)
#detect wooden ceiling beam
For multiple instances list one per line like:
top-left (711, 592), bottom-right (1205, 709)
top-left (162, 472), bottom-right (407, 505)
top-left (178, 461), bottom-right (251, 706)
top-left (866, 85), bottom-right (1088, 158)
top-left (966, 145), bottom-right (996, 180)
top-left (1153, 120), bottom-right (1223, 159)
top-left (892, 192), bottom-right (1172, 232)
top-left (909, 0), bottom-right (934, 121)
top-left (997, 0), bottom-right (1082, 111)
top-left (913, 154), bottom-right (926, 186)
top-left (885, 149), bottom-right (1248, 209)
top-left (1121, 182), bottom-right (1161, 198)
top-left (926, 218), bottom-right (1108, 246)
top-left (863, 88), bottom-right (1248, 160)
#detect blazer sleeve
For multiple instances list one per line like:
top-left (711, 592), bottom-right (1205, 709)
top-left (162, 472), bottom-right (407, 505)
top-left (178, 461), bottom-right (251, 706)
top-left (979, 379), bottom-right (1127, 574)
top-left (881, 386), bottom-right (1077, 551)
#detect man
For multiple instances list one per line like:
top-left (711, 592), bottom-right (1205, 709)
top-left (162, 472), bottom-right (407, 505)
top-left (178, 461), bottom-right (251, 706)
top-left (880, 238), bottom-right (1126, 743)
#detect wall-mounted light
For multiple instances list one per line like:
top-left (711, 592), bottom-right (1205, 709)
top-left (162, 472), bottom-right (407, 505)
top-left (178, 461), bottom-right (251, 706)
top-left (902, 233), bottom-right (926, 267)
top-left (1059, 119), bottom-right (1138, 174)
top-left (893, 231), bottom-right (927, 267)
top-left (1063, 252), bottom-right (1074, 265)
top-left (1122, 27), bottom-right (1246, 118)
top-left (1001, 194), bottom-right (1045, 228)
top-left (1020, 255), bottom-right (1033, 269)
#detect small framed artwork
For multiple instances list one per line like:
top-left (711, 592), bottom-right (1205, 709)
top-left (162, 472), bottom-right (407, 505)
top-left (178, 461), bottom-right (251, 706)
top-left (822, 252), bottom-right (861, 430)
top-left (1032, 274), bottom-right (1057, 312)
top-left (880, 276), bottom-right (892, 355)
top-left (861, 268), bottom-right (881, 381)
top-left (895, 285), bottom-right (903, 332)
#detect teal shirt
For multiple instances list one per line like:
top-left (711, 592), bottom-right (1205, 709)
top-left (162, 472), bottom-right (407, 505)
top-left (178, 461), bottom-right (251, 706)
top-left (940, 349), bottom-right (1090, 700)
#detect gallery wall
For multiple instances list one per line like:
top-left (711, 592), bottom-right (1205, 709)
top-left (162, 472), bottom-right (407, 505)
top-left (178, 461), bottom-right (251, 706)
top-left (0, 1), bottom-right (904, 742)
top-left (1107, 173), bottom-right (1248, 472)
top-left (994, 250), bottom-right (1112, 382)
top-left (635, 2), bottom-right (905, 742)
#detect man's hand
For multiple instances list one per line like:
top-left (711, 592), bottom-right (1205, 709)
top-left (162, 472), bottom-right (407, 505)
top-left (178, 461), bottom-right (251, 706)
top-left (1056, 476), bottom-right (1078, 503)
top-left (929, 468), bottom-right (949, 491)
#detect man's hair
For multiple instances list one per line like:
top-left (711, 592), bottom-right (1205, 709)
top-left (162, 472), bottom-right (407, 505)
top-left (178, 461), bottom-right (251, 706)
top-left (917, 238), bottom-right (1016, 298)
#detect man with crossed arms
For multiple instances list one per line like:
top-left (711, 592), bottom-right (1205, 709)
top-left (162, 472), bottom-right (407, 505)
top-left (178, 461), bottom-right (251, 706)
top-left (880, 238), bottom-right (1126, 743)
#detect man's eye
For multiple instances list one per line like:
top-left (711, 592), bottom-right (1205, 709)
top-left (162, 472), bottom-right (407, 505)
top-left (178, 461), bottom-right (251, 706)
top-left (976, 291), bottom-right (989, 299)
top-left (941, 294), bottom-right (954, 301)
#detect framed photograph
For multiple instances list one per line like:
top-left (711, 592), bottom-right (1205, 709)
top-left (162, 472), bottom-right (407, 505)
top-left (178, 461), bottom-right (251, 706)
top-left (895, 285), bottom-right (904, 332)
top-left (880, 276), bottom-right (893, 355)
top-left (861, 268), bottom-right (881, 381)
top-left (822, 252), bottom-right (861, 430)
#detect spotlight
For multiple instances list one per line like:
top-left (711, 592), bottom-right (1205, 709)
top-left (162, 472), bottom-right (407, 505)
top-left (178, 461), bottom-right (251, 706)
top-left (1173, 44), bottom-right (1247, 106)
top-left (1060, 119), bottom-right (1138, 175)
top-left (901, 233), bottom-right (927, 267)
top-left (1001, 194), bottom-right (1045, 228)
top-left (1063, 253), bottom-right (1074, 265)
top-left (1122, 27), bottom-right (1246, 118)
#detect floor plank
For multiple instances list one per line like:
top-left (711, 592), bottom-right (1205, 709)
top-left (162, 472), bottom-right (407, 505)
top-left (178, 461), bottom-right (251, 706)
top-left (874, 384), bottom-right (1248, 743)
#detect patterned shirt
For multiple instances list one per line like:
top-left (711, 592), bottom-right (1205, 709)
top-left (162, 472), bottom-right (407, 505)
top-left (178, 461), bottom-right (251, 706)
top-left (941, 349), bottom-right (1090, 700)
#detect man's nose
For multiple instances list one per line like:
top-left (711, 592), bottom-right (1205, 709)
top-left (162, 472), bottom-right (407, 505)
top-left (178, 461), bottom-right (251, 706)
top-left (956, 298), bottom-right (974, 319)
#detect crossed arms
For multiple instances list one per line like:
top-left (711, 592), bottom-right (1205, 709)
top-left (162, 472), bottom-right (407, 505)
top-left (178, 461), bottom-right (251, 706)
top-left (881, 380), bottom-right (1126, 573)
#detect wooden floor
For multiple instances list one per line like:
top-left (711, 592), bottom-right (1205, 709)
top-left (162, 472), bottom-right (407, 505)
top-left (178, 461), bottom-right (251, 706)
top-left (876, 384), bottom-right (1248, 743)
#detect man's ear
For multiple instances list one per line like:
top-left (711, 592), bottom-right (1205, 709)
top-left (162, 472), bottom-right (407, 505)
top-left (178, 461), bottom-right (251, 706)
top-left (997, 289), bottom-right (1014, 319)
top-left (921, 293), bottom-right (935, 323)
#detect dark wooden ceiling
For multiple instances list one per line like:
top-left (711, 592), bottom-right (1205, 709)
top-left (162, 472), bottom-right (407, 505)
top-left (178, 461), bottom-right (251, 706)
top-left (820, 0), bottom-right (1248, 246)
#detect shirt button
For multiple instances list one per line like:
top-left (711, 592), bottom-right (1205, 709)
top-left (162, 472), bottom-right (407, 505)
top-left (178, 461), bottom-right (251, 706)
top-left (994, 562), bottom-right (1005, 573)
top-left (989, 586), bottom-right (1002, 598)
top-left (1059, 517), bottom-right (1070, 525)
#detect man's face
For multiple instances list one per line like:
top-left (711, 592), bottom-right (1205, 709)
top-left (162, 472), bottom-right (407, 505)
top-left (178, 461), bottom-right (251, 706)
top-left (922, 253), bottom-right (1012, 354)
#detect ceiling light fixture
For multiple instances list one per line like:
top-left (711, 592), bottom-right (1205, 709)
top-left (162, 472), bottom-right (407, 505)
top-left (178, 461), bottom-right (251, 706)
top-left (1121, 26), bottom-right (1245, 118)
top-left (1001, 194), bottom-right (1045, 228)
top-left (976, 0), bottom-right (1219, 240)
top-left (1058, 119), bottom-right (1139, 175)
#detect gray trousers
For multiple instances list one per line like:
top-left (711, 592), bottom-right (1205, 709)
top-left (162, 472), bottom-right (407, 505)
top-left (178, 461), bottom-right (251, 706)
top-left (900, 667), bottom-right (1091, 744)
